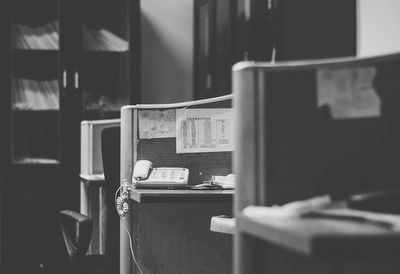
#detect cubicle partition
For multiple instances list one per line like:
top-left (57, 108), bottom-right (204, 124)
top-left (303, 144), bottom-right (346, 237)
top-left (80, 118), bottom-right (120, 254)
top-left (234, 53), bottom-right (400, 273)
top-left (120, 95), bottom-right (234, 274)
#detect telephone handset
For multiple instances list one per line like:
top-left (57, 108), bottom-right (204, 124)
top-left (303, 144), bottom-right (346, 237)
top-left (116, 160), bottom-right (189, 217)
top-left (132, 159), bottom-right (153, 181)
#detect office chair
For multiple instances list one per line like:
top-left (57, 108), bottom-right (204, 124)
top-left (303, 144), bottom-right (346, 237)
top-left (59, 126), bottom-right (121, 274)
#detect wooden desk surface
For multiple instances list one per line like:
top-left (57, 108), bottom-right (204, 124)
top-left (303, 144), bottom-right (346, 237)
top-left (237, 212), bottom-right (400, 259)
top-left (130, 188), bottom-right (234, 203)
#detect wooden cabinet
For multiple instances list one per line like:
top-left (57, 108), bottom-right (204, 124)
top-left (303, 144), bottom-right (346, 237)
top-left (0, 0), bottom-right (140, 272)
top-left (234, 0), bottom-right (357, 61)
top-left (194, 0), bottom-right (236, 99)
top-left (194, 0), bottom-right (357, 100)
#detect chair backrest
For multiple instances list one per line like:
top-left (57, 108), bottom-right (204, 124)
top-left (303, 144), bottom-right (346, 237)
top-left (100, 126), bottom-right (121, 274)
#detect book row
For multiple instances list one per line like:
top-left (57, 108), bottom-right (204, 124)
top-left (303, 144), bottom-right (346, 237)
top-left (82, 25), bottom-right (128, 51)
top-left (12, 21), bottom-right (59, 50)
top-left (12, 78), bottom-right (59, 110)
top-left (11, 22), bottom-right (128, 52)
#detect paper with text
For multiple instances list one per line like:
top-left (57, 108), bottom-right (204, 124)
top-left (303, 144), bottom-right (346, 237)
top-left (138, 109), bottom-right (176, 139)
top-left (176, 108), bottom-right (233, 153)
top-left (317, 66), bottom-right (380, 119)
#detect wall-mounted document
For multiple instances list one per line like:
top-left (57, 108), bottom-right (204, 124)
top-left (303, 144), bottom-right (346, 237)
top-left (138, 109), bottom-right (176, 139)
top-left (176, 108), bottom-right (233, 154)
top-left (316, 66), bottom-right (380, 119)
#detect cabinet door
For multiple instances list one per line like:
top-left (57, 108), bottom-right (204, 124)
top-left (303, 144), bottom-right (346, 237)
top-left (10, 0), bottom-right (62, 165)
top-left (0, 0), bottom-right (10, 263)
top-left (234, 0), bottom-right (356, 62)
top-left (194, 0), bottom-right (236, 99)
top-left (7, 1), bottom-right (71, 272)
top-left (80, 0), bottom-right (140, 120)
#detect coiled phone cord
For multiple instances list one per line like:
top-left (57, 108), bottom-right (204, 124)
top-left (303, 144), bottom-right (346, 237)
top-left (115, 181), bottom-right (144, 274)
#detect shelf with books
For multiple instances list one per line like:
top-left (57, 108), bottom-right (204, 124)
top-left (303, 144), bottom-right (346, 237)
top-left (83, 90), bottom-right (127, 119)
top-left (11, 21), bottom-right (59, 50)
top-left (82, 0), bottom-right (129, 44)
top-left (11, 78), bottom-right (59, 111)
top-left (82, 25), bottom-right (128, 52)
top-left (83, 93), bottom-right (126, 112)
top-left (13, 157), bottom-right (59, 165)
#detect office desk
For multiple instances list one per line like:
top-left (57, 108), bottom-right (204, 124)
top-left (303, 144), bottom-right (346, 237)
top-left (236, 212), bottom-right (400, 274)
top-left (120, 189), bottom-right (234, 274)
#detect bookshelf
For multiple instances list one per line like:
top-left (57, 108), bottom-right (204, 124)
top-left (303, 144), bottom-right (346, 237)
top-left (8, 0), bottom-right (140, 164)
top-left (1, 0), bottom-right (140, 272)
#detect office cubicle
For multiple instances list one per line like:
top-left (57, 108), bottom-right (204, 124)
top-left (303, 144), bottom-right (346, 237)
top-left (120, 95), bottom-right (234, 274)
top-left (233, 52), bottom-right (400, 273)
top-left (80, 118), bottom-right (120, 254)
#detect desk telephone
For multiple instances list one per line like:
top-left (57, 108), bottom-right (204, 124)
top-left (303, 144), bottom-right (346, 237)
top-left (116, 160), bottom-right (189, 217)
top-left (133, 160), bottom-right (189, 189)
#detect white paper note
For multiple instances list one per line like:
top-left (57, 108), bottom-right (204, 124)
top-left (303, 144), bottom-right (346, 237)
top-left (317, 66), bottom-right (380, 119)
top-left (138, 109), bottom-right (176, 139)
top-left (176, 108), bottom-right (233, 153)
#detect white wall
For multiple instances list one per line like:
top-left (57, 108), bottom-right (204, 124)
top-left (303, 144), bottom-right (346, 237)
top-left (141, 0), bottom-right (194, 104)
top-left (358, 0), bottom-right (400, 56)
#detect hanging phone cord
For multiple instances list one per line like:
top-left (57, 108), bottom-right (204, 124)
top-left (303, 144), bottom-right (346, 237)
top-left (115, 179), bottom-right (144, 274)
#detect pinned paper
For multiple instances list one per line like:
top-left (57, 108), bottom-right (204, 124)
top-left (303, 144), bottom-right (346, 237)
top-left (317, 66), bottom-right (380, 119)
top-left (138, 110), bottom-right (176, 139)
top-left (176, 108), bottom-right (233, 153)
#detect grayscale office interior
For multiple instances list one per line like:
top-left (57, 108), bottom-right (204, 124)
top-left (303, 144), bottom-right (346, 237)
top-left (1, 0), bottom-right (400, 273)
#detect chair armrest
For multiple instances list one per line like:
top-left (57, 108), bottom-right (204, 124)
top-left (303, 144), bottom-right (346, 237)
top-left (58, 210), bottom-right (93, 264)
top-left (59, 210), bottom-right (92, 224)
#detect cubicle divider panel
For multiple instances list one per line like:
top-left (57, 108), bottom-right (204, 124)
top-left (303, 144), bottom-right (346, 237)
top-left (137, 100), bottom-right (232, 186)
top-left (80, 118), bottom-right (120, 254)
top-left (261, 55), bottom-right (400, 205)
top-left (235, 54), bottom-right (400, 209)
top-left (123, 96), bottom-right (233, 186)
